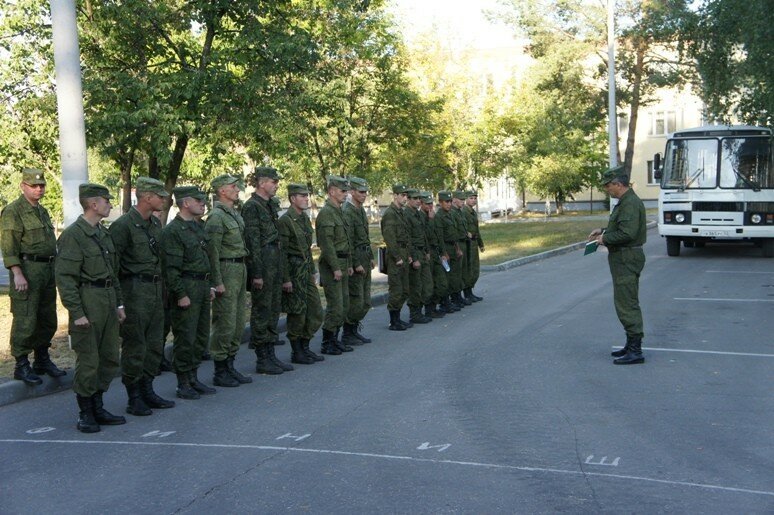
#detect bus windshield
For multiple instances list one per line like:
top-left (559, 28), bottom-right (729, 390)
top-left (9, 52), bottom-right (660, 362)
top-left (661, 138), bottom-right (718, 189)
top-left (719, 136), bottom-right (773, 189)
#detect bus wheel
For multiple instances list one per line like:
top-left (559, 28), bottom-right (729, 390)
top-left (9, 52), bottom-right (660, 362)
top-left (666, 237), bottom-right (681, 256)
top-left (762, 239), bottom-right (774, 258)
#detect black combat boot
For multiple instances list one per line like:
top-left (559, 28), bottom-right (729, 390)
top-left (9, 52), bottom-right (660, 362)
top-left (139, 376), bottom-right (175, 409)
top-left (201, 350), bottom-right (212, 361)
top-left (397, 311), bottom-right (413, 329)
top-left (32, 347), bottom-right (66, 377)
top-left (125, 381), bottom-right (152, 416)
top-left (320, 329), bottom-right (342, 355)
top-left (341, 323), bottom-right (364, 346)
top-left (426, 303), bottom-right (445, 318)
top-left (290, 339), bottom-right (315, 364)
top-left (388, 310), bottom-right (406, 331)
top-left (447, 295), bottom-right (462, 311)
top-left (189, 368), bottom-right (216, 394)
top-left (13, 355), bottom-right (43, 386)
top-left (439, 298), bottom-right (453, 314)
top-left (464, 288), bottom-right (483, 302)
top-left (409, 306), bottom-right (432, 324)
top-left (176, 372), bottom-right (200, 400)
top-left (274, 337), bottom-right (285, 346)
top-left (254, 345), bottom-right (284, 374)
top-left (76, 394), bottom-right (100, 433)
top-left (91, 391), bottom-right (126, 425)
top-left (159, 356), bottom-right (173, 373)
top-left (333, 328), bottom-right (354, 352)
top-left (214, 359), bottom-right (241, 386)
top-left (226, 355), bottom-right (253, 383)
top-left (353, 322), bottom-right (371, 343)
top-left (301, 338), bottom-right (324, 361)
top-left (613, 337), bottom-right (645, 365)
top-left (267, 343), bottom-right (294, 370)
top-left (611, 336), bottom-right (632, 358)
top-left (457, 291), bottom-right (472, 306)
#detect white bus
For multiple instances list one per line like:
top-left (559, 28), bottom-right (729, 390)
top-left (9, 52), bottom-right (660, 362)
top-left (653, 125), bottom-right (774, 257)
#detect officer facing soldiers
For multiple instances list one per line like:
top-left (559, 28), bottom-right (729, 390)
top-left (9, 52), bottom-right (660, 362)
top-left (316, 175), bottom-right (354, 354)
top-left (420, 192), bottom-right (445, 319)
top-left (1, 168), bottom-right (65, 385)
top-left (588, 166), bottom-right (648, 365)
top-left (381, 183), bottom-right (412, 330)
top-left (56, 183), bottom-right (126, 433)
top-left (450, 190), bottom-right (470, 307)
top-left (342, 176), bottom-right (374, 346)
top-left (160, 186), bottom-right (217, 399)
top-left (278, 183), bottom-right (324, 364)
top-left (462, 190), bottom-right (484, 302)
top-left (205, 174), bottom-right (250, 387)
top-left (404, 189), bottom-right (432, 325)
top-left (243, 166), bottom-right (292, 375)
top-left (434, 191), bottom-right (463, 312)
top-left (110, 177), bottom-right (175, 415)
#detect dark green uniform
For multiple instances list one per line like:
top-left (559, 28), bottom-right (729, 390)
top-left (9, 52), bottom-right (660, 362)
top-left (1, 195), bottom-right (57, 359)
top-left (279, 208), bottom-right (323, 341)
top-left (316, 198), bottom-right (352, 331)
top-left (56, 216), bottom-right (122, 397)
top-left (405, 205), bottom-right (430, 319)
top-left (161, 215), bottom-right (212, 374)
top-left (434, 207), bottom-right (460, 297)
top-left (463, 204), bottom-right (484, 289)
top-left (242, 193), bottom-right (281, 346)
top-left (206, 201), bottom-right (248, 361)
top-left (603, 188), bottom-right (647, 339)
top-left (343, 200), bottom-right (373, 325)
top-left (381, 203), bottom-right (411, 311)
top-left (429, 212), bottom-right (449, 306)
top-left (110, 208), bottom-right (165, 384)
top-left (450, 205), bottom-right (468, 295)
top-left (419, 209), bottom-right (437, 307)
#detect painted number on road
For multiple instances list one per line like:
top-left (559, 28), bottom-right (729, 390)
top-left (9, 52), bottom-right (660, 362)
top-left (26, 427), bottom-right (56, 434)
top-left (417, 442), bottom-right (451, 452)
top-left (276, 433), bottom-right (311, 442)
top-left (142, 430), bottom-right (176, 438)
top-left (585, 455), bottom-right (620, 466)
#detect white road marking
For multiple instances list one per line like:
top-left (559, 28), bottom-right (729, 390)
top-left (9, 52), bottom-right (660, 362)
top-left (417, 442), bottom-right (451, 452)
top-left (674, 297), bottom-right (774, 303)
top-left (276, 433), bottom-right (311, 442)
top-left (616, 347), bottom-right (774, 358)
top-left (142, 430), bottom-right (176, 438)
top-left (705, 270), bottom-right (774, 274)
top-left (0, 438), bottom-right (772, 497)
top-left (585, 455), bottom-right (620, 466)
top-left (26, 427), bottom-right (55, 434)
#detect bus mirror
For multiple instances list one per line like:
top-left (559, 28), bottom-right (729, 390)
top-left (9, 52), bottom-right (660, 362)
top-left (653, 153), bottom-right (662, 180)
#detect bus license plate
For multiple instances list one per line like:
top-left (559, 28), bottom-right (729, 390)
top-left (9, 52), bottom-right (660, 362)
top-left (701, 230), bottom-right (728, 237)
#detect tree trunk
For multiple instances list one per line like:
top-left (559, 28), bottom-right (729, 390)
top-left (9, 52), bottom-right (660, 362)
top-left (118, 147), bottom-right (135, 214)
top-left (624, 42), bottom-right (646, 178)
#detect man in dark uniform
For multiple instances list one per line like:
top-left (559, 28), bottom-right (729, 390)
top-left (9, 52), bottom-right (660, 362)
top-left (1, 168), bottom-right (65, 385)
top-left (316, 175), bottom-right (354, 354)
top-left (434, 191), bottom-right (463, 312)
top-left (451, 190), bottom-right (471, 307)
top-left (588, 166), bottom-right (648, 365)
top-left (342, 176), bottom-right (374, 346)
top-left (278, 183), bottom-right (324, 364)
top-left (205, 174), bottom-right (250, 386)
top-left (110, 177), bottom-right (175, 415)
top-left (404, 189), bottom-right (432, 325)
top-left (420, 192), bottom-right (444, 319)
top-left (243, 166), bottom-right (291, 375)
top-left (381, 183), bottom-right (412, 330)
top-left (160, 186), bottom-right (217, 399)
top-left (462, 190), bottom-right (484, 302)
top-left (56, 183), bottom-right (126, 433)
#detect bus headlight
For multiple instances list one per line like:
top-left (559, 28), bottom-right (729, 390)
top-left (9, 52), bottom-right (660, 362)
top-left (675, 213), bottom-right (686, 223)
top-left (751, 213), bottom-right (762, 224)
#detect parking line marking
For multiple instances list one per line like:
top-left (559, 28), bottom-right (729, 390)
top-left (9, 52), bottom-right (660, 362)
top-left (0, 439), bottom-right (772, 498)
top-left (673, 297), bottom-right (774, 303)
top-left (705, 270), bottom-right (774, 274)
top-left (632, 347), bottom-right (774, 358)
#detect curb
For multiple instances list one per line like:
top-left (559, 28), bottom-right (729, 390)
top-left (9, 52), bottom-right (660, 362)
top-left (0, 225), bottom-right (651, 407)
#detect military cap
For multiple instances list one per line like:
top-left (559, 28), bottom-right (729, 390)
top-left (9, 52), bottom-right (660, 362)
top-left (467, 189), bottom-right (478, 197)
top-left (601, 165), bottom-right (627, 185)
top-left (327, 175), bottom-right (350, 191)
top-left (453, 190), bottom-right (468, 200)
top-left (135, 176), bottom-right (170, 197)
top-left (252, 166), bottom-right (282, 182)
top-left (22, 168), bottom-right (46, 185)
top-left (405, 188), bottom-right (421, 198)
top-left (392, 183), bottom-right (408, 194)
top-left (79, 183), bottom-right (113, 200)
top-left (348, 176), bottom-right (369, 192)
top-left (420, 191), bottom-right (434, 204)
top-left (438, 191), bottom-right (453, 202)
top-left (173, 185), bottom-right (206, 201)
top-left (288, 183), bottom-right (310, 195)
top-left (211, 174), bottom-right (239, 192)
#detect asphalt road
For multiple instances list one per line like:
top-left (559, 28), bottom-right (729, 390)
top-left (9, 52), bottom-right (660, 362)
top-left (0, 234), bottom-right (772, 514)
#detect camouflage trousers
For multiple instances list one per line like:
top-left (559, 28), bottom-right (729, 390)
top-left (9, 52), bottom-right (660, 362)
top-left (8, 261), bottom-right (57, 358)
top-left (119, 279), bottom-right (164, 385)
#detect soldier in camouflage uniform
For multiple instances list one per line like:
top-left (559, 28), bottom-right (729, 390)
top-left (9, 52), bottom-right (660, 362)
top-left (434, 191), bottom-right (463, 312)
top-left (316, 175), bottom-right (354, 354)
top-left (278, 183), bottom-right (324, 364)
top-left (205, 174), bottom-right (250, 387)
top-left (381, 183), bottom-right (412, 330)
top-left (589, 167), bottom-right (647, 365)
top-left (1, 168), bottom-right (65, 385)
top-left (404, 189), bottom-right (432, 324)
top-left (56, 183), bottom-right (126, 433)
top-left (341, 176), bottom-right (374, 346)
top-left (450, 191), bottom-right (471, 308)
top-left (462, 190), bottom-right (484, 302)
top-left (160, 186), bottom-right (217, 400)
top-left (420, 192), bottom-right (445, 319)
top-left (110, 177), bottom-right (175, 415)
top-left (243, 166), bottom-right (291, 375)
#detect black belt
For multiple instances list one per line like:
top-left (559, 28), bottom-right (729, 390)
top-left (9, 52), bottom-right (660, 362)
top-left (444, 240), bottom-right (457, 245)
top-left (122, 273), bottom-right (161, 283)
top-left (82, 278), bottom-right (113, 288)
top-left (336, 252), bottom-right (350, 258)
top-left (181, 272), bottom-right (211, 281)
top-left (220, 257), bottom-right (245, 263)
top-left (608, 245), bottom-right (643, 253)
top-left (458, 238), bottom-right (467, 243)
top-left (20, 253), bottom-right (55, 263)
top-left (397, 243), bottom-right (408, 249)
top-left (356, 244), bottom-right (370, 250)
top-left (262, 242), bottom-right (279, 248)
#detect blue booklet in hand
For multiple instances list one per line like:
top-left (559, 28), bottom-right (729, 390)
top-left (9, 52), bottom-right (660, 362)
top-left (584, 241), bottom-right (599, 255)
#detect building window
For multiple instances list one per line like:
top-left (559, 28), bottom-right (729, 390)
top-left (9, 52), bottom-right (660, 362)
top-left (648, 111), bottom-right (677, 136)
top-left (646, 160), bottom-right (658, 184)
top-left (618, 113), bottom-right (629, 137)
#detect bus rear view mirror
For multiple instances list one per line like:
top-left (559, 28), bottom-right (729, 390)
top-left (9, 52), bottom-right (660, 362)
top-left (653, 153), bottom-right (662, 180)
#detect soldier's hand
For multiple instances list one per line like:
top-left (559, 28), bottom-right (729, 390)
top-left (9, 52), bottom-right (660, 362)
top-left (347, 267), bottom-right (354, 276)
top-left (214, 284), bottom-right (226, 297)
top-left (467, 232), bottom-right (473, 239)
top-left (117, 307), bottom-right (127, 324)
top-left (178, 296), bottom-right (191, 309)
top-left (74, 316), bottom-right (91, 328)
top-left (209, 288), bottom-right (216, 301)
top-left (395, 259), bottom-right (404, 267)
top-left (456, 249), bottom-right (463, 258)
top-left (425, 253), bottom-right (431, 262)
top-left (282, 281), bottom-right (293, 293)
top-left (588, 228), bottom-right (603, 241)
top-left (11, 268), bottom-right (28, 292)
top-left (595, 234), bottom-right (605, 245)
top-left (412, 260), bottom-right (421, 270)
top-left (333, 270), bottom-right (343, 281)
top-left (355, 265), bottom-right (365, 274)
top-left (370, 260), bottom-right (376, 270)
top-left (480, 246), bottom-right (486, 253)
top-left (252, 278), bottom-right (264, 290)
